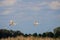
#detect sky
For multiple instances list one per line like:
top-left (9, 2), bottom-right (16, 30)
top-left (0, 0), bottom-right (60, 34)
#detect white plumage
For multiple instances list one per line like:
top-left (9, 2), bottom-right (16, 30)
top-left (9, 20), bottom-right (16, 26)
top-left (34, 20), bottom-right (39, 26)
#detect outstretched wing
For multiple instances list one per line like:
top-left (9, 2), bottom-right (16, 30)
top-left (34, 21), bottom-right (39, 26)
top-left (9, 20), bottom-right (16, 26)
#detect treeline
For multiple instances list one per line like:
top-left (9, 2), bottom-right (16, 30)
top-left (0, 29), bottom-right (24, 38)
top-left (0, 27), bottom-right (60, 38)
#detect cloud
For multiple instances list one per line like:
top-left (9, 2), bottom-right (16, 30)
top-left (53, 14), bottom-right (60, 19)
top-left (29, 6), bottom-right (40, 11)
top-left (0, 0), bottom-right (16, 6)
top-left (2, 1), bottom-right (60, 15)
top-left (1, 0), bottom-right (60, 15)
top-left (0, 0), bottom-right (17, 15)
top-left (17, 1), bottom-right (60, 11)
top-left (2, 10), bottom-right (11, 15)
top-left (48, 1), bottom-right (60, 9)
top-left (1, 8), bottom-right (12, 15)
top-left (17, 2), bottom-right (44, 11)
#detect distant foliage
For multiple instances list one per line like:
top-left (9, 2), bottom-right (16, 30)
top-left (54, 27), bottom-right (60, 38)
top-left (38, 34), bottom-right (41, 37)
top-left (42, 33), bottom-right (46, 37)
top-left (54, 27), bottom-right (60, 37)
top-left (24, 34), bottom-right (29, 37)
top-left (0, 29), bottom-right (23, 38)
top-left (32, 33), bottom-right (37, 37)
top-left (0, 27), bottom-right (60, 38)
top-left (54, 27), bottom-right (60, 33)
top-left (45, 32), bottom-right (54, 38)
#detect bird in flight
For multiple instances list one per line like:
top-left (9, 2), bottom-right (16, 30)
top-left (34, 20), bottom-right (39, 26)
top-left (9, 20), bottom-right (16, 26)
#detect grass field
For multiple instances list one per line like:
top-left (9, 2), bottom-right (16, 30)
top-left (0, 36), bottom-right (60, 40)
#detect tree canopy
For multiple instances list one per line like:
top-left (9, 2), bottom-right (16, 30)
top-left (53, 27), bottom-right (60, 37)
top-left (0, 27), bottom-right (60, 38)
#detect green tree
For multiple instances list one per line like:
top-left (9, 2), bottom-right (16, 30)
top-left (54, 27), bottom-right (60, 33)
top-left (45, 32), bottom-right (54, 38)
top-left (24, 34), bottom-right (28, 37)
top-left (54, 27), bottom-right (60, 38)
top-left (32, 33), bottom-right (37, 37)
top-left (38, 34), bottom-right (41, 37)
top-left (42, 33), bottom-right (46, 37)
top-left (28, 34), bottom-right (32, 37)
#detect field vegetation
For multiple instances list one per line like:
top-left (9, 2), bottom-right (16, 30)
top-left (0, 27), bottom-right (60, 40)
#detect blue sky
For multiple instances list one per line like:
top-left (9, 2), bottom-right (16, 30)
top-left (0, 0), bottom-right (60, 34)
